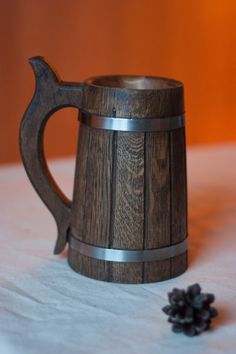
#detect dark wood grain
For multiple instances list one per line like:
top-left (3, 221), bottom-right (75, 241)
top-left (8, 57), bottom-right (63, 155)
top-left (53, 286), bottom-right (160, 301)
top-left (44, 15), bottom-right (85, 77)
top-left (69, 125), bottom-right (114, 281)
top-left (171, 252), bottom-right (188, 279)
top-left (70, 123), bottom-right (90, 237)
top-left (83, 78), bottom-right (184, 118)
top-left (69, 250), bottom-right (111, 282)
top-left (170, 127), bottom-right (188, 278)
top-left (110, 132), bottom-right (144, 283)
top-left (143, 132), bottom-right (171, 282)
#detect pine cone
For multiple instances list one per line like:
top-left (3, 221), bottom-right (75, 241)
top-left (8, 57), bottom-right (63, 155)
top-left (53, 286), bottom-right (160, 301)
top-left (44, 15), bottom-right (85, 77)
top-left (162, 283), bottom-right (218, 336)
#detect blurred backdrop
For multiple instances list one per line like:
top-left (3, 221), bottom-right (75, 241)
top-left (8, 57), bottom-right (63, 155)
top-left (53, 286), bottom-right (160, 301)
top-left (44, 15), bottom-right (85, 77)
top-left (1, 0), bottom-right (236, 164)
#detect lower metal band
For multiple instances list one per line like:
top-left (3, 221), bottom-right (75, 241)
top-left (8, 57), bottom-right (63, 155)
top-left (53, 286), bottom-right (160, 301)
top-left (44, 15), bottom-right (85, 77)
top-left (69, 236), bottom-right (188, 263)
top-left (79, 113), bottom-right (185, 132)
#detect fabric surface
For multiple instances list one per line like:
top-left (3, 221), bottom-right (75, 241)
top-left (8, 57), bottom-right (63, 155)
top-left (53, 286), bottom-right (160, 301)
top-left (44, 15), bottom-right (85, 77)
top-left (0, 144), bottom-right (236, 354)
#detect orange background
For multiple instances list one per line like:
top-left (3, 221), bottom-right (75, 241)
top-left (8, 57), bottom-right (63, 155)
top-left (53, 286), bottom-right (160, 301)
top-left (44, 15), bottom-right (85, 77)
top-left (1, 0), bottom-right (236, 164)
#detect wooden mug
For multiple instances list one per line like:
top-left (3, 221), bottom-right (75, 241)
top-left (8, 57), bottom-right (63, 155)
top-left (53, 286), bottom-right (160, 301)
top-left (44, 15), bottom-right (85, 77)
top-left (20, 57), bottom-right (188, 283)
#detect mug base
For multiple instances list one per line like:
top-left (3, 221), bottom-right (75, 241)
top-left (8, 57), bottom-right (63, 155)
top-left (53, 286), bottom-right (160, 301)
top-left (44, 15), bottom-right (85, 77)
top-left (67, 246), bottom-right (188, 284)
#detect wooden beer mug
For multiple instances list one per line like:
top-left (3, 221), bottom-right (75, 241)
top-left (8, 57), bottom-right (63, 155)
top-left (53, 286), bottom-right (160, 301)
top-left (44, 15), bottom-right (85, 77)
top-left (20, 57), bottom-right (188, 283)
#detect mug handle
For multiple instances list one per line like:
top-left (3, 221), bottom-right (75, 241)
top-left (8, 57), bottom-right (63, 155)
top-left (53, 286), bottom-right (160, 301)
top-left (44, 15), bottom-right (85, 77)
top-left (19, 57), bottom-right (83, 254)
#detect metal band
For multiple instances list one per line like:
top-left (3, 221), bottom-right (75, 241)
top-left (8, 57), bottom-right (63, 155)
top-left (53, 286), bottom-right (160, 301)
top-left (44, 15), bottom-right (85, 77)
top-left (69, 236), bottom-right (188, 263)
top-left (79, 113), bottom-right (185, 132)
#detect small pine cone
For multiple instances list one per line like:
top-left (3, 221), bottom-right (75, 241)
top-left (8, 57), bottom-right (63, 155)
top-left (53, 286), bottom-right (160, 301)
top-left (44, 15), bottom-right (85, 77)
top-left (162, 283), bottom-right (218, 336)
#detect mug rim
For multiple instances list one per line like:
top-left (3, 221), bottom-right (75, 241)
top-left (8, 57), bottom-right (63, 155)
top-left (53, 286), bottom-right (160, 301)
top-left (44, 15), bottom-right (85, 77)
top-left (84, 74), bottom-right (183, 91)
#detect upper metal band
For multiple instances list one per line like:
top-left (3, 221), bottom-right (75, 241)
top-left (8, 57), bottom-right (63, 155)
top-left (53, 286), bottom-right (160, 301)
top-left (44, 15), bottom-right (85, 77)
top-left (79, 113), bottom-right (185, 132)
top-left (69, 236), bottom-right (188, 263)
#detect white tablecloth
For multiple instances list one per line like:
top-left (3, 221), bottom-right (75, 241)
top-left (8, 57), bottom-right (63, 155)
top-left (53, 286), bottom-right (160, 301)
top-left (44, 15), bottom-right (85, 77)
top-left (1, 144), bottom-right (236, 354)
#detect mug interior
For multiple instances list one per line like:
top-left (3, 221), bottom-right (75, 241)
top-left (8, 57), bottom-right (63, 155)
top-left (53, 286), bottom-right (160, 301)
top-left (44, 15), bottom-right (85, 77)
top-left (86, 75), bottom-right (182, 90)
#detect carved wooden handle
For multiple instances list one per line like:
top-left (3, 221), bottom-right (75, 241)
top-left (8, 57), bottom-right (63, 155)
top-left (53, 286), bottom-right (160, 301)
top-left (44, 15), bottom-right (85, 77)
top-left (19, 57), bottom-right (83, 254)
